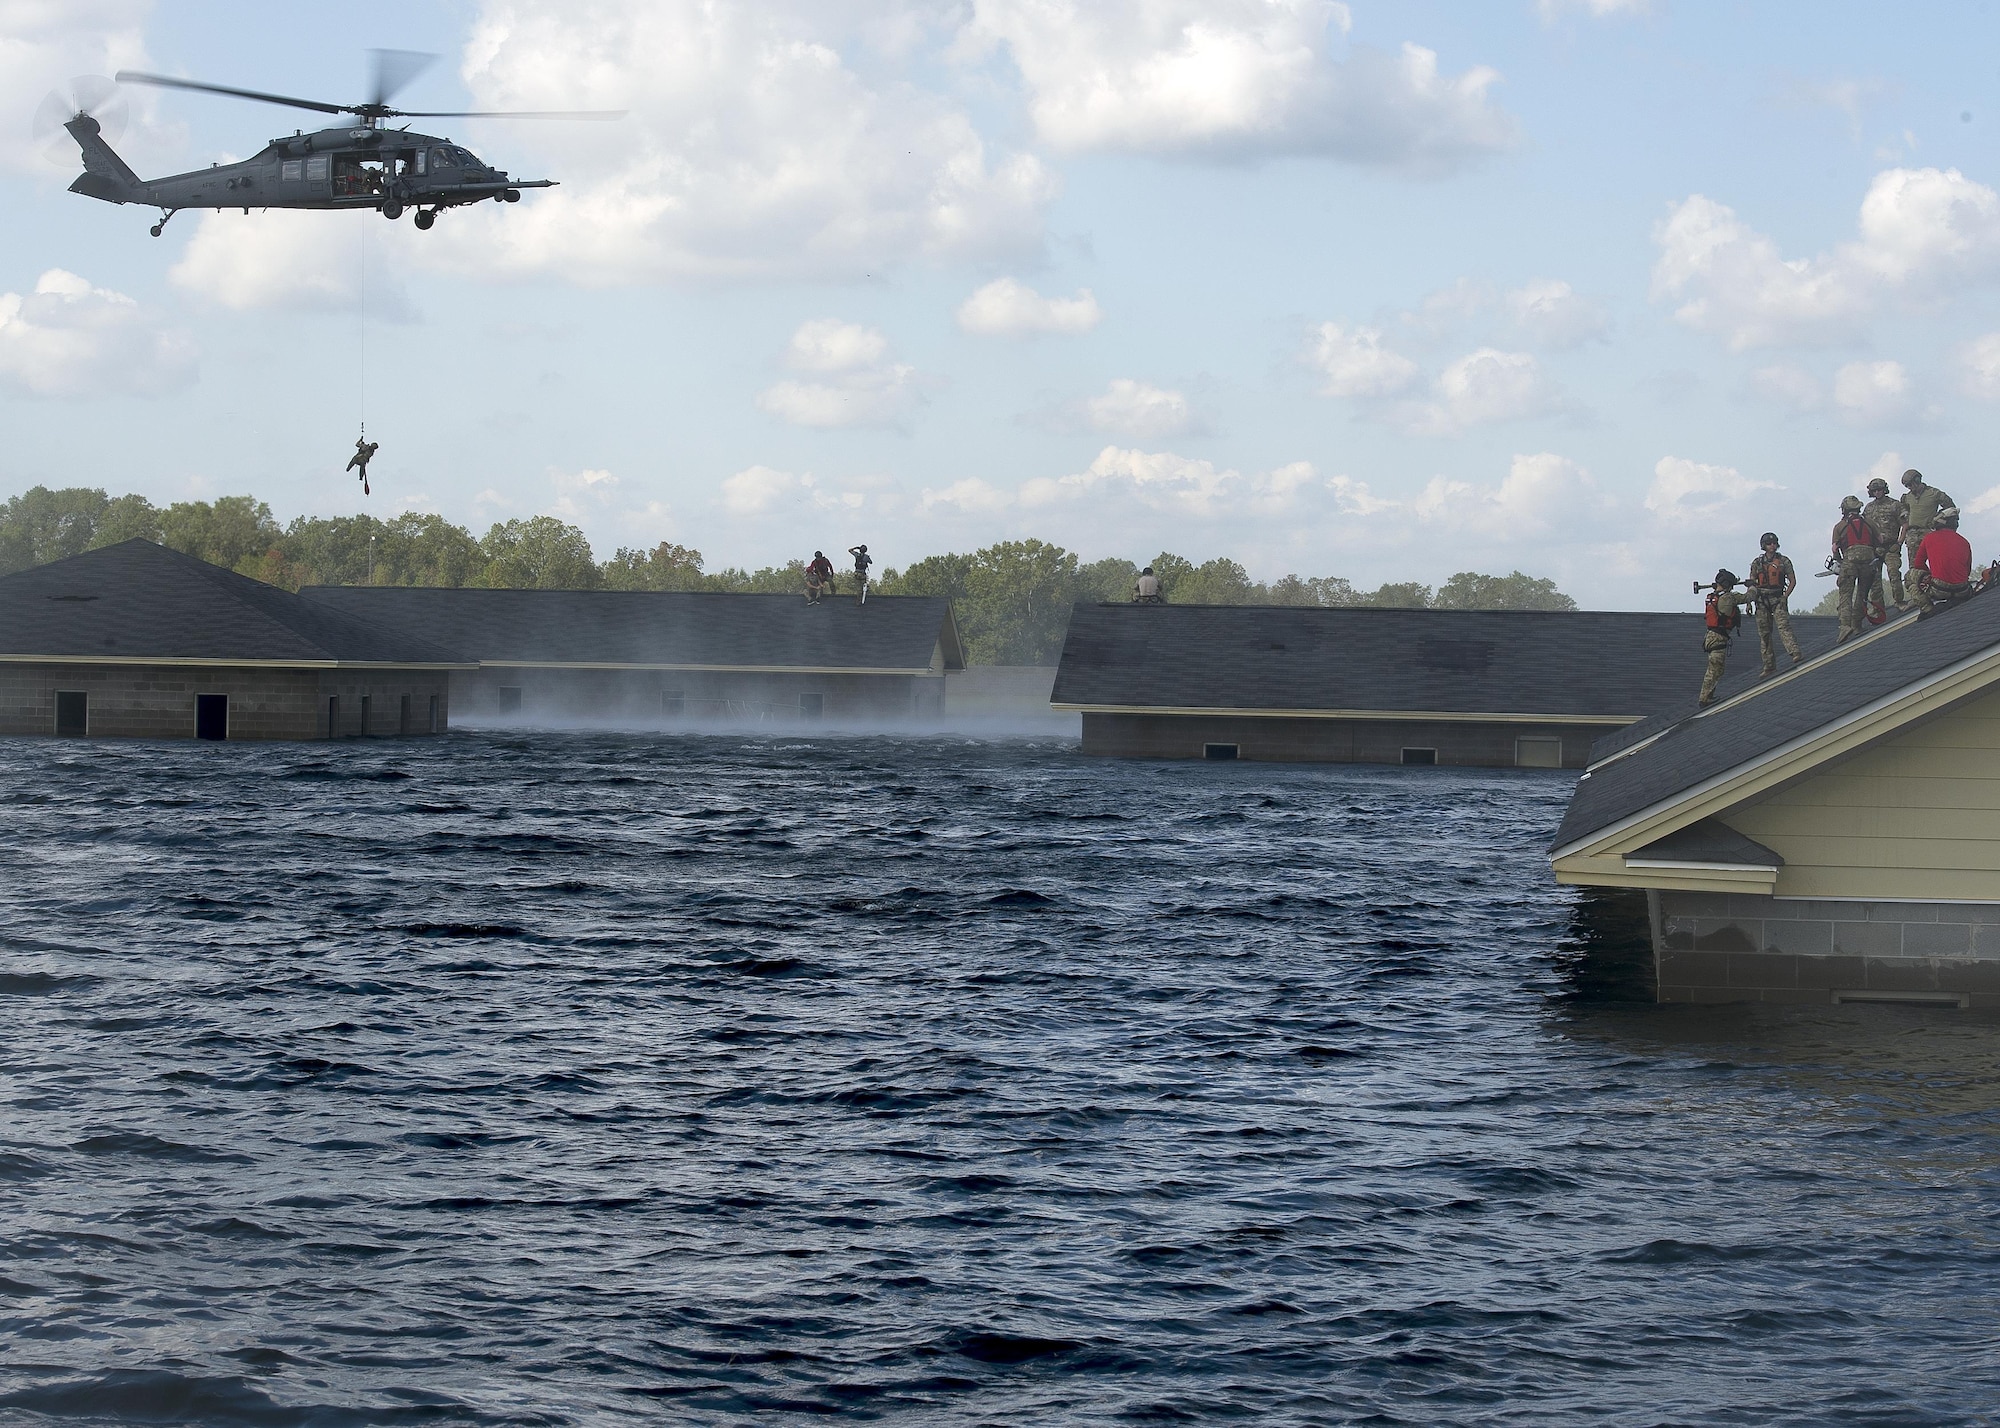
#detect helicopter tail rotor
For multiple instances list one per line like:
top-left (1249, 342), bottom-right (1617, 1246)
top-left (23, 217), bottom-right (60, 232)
top-left (32, 75), bottom-right (128, 166)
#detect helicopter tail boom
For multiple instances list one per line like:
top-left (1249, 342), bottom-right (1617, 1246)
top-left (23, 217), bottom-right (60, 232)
top-left (63, 113), bottom-right (145, 205)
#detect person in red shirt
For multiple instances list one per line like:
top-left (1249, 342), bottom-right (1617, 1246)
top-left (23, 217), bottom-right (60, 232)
top-left (1913, 507), bottom-right (1973, 615)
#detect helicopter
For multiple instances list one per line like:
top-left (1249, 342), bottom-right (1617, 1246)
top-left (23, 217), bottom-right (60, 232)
top-left (43, 51), bottom-right (619, 236)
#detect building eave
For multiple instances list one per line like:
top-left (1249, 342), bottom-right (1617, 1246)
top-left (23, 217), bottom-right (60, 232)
top-left (1052, 703), bottom-right (1638, 725)
top-left (0, 653), bottom-right (476, 670)
top-left (473, 660), bottom-right (935, 676)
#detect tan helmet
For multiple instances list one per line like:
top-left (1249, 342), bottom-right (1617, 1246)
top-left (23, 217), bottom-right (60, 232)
top-left (1902, 468), bottom-right (1924, 489)
top-left (1941, 506), bottom-right (1962, 527)
top-left (1841, 495), bottom-right (1863, 513)
top-left (1867, 477), bottom-right (1890, 496)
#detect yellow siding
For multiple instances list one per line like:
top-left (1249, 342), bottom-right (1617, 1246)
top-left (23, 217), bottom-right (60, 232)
top-left (1730, 688), bottom-right (2000, 901)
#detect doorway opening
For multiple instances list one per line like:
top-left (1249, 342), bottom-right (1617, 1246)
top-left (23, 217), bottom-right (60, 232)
top-left (196, 694), bottom-right (228, 741)
top-left (55, 691), bottom-right (87, 738)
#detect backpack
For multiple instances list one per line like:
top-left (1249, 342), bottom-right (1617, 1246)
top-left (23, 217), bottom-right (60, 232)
top-left (1704, 590), bottom-right (1739, 634)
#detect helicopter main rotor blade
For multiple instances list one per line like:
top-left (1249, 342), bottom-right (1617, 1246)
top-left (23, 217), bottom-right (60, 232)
top-left (369, 49), bottom-right (436, 109)
top-left (390, 109), bottom-right (628, 120)
top-left (115, 70), bottom-right (350, 116)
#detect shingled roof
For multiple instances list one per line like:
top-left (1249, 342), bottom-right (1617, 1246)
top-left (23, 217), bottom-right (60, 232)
top-left (298, 586), bottom-right (965, 674)
top-left (1552, 591), bottom-right (2000, 854)
top-left (1051, 604), bottom-right (1837, 720)
top-left (0, 540), bottom-right (460, 666)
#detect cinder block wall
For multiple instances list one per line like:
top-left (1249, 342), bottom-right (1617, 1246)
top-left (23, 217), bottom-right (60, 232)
top-left (0, 663), bottom-right (450, 741)
top-left (1081, 712), bottom-right (1601, 767)
top-left (1652, 889), bottom-right (2000, 1007)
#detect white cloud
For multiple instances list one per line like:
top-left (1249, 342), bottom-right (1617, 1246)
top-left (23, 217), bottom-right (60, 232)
top-left (170, 210), bottom-right (414, 317)
top-left (1309, 322), bottom-right (1420, 397)
top-left (0, 267), bottom-right (195, 397)
top-left (1537, 0), bottom-right (1648, 18)
top-left (435, 0), bottom-right (1055, 284)
top-left (1960, 333), bottom-right (2000, 400)
top-left (1085, 378), bottom-right (1200, 439)
top-left (963, 0), bottom-right (1514, 171)
top-left (1015, 445), bottom-right (1318, 518)
top-left (1857, 450), bottom-right (1907, 489)
top-left (548, 467), bottom-right (619, 520)
top-left (1832, 358), bottom-right (1921, 425)
top-left (922, 477), bottom-right (1014, 514)
top-left (1401, 347), bottom-right (1561, 434)
top-left (1749, 362), bottom-right (1823, 412)
top-left (957, 277), bottom-right (1102, 336)
top-left (756, 319), bottom-right (921, 428)
top-left (718, 464), bottom-right (868, 517)
top-left (1506, 278), bottom-right (1609, 348)
top-left (1652, 168), bottom-right (2000, 349)
top-left (1645, 456), bottom-right (1780, 525)
top-left (1413, 452), bottom-right (1602, 540)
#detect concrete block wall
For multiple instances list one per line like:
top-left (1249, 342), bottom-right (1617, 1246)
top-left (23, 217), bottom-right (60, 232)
top-left (0, 663), bottom-right (450, 742)
top-left (1652, 889), bottom-right (2000, 1007)
top-left (1081, 712), bottom-right (1599, 768)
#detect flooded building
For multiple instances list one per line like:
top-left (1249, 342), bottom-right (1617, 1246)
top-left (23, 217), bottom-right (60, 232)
top-left (0, 540), bottom-right (461, 741)
top-left (1551, 594), bottom-right (2000, 1006)
top-left (1051, 604), bottom-right (1837, 769)
top-left (299, 586), bottom-right (965, 723)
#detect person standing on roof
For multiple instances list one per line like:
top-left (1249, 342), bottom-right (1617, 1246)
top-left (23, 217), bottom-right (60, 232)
top-left (805, 550), bottom-right (835, 605)
top-left (1133, 566), bottom-right (1162, 603)
top-left (1862, 477), bottom-right (1908, 607)
top-left (848, 544), bottom-right (873, 604)
top-left (1900, 468), bottom-right (1955, 608)
top-left (1746, 533), bottom-right (1801, 677)
top-left (1913, 507), bottom-right (1974, 616)
top-left (1698, 569), bottom-right (1743, 708)
top-left (1832, 495), bottom-right (1881, 643)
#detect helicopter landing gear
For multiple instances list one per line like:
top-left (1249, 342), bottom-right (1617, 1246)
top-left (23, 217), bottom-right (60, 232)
top-left (381, 201), bottom-right (403, 221)
top-left (148, 208), bottom-right (178, 238)
top-left (502, 189), bottom-right (520, 203)
top-left (413, 209), bottom-right (436, 231)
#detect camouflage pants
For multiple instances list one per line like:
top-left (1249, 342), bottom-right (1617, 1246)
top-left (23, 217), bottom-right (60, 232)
top-left (1880, 538), bottom-right (1906, 605)
top-left (1699, 632), bottom-right (1730, 705)
top-left (1917, 575), bottom-right (1972, 615)
top-left (1837, 550), bottom-right (1880, 640)
top-left (1753, 595), bottom-right (1800, 671)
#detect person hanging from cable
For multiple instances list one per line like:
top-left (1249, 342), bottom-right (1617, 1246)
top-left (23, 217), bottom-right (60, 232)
top-left (346, 432), bottom-right (379, 496)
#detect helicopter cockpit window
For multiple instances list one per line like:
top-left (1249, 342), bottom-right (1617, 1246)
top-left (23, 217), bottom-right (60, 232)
top-left (281, 160), bottom-right (303, 182)
top-left (432, 147), bottom-right (453, 168)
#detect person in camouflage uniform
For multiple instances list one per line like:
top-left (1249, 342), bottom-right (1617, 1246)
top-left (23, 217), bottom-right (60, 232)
top-left (1745, 532), bottom-right (1801, 675)
top-left (1862, 476), bottom-right (1907, 605)
top-left (1832, 494), bottom-right (1881, 643)
top-left (1900, 468), bottom-right (1955, 608)
top-left (1699, 569), bottom-right (1743, 708)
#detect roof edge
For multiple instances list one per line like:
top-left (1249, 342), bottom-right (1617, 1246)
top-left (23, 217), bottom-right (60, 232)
top-left (1053, 703), bottom-right (1637, 724)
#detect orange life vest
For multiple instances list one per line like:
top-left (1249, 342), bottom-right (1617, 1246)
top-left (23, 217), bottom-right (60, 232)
top-left (1749, 555), bottom-right (1787, 589)
top-left (1704, 591), bottom-right (1739, 633)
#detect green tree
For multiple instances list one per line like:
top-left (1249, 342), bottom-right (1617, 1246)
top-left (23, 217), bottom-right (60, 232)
top-left (1266, 573), bottom-right (1360, 606)
top-left (602, 540), bottom-right (708, 591)
top-left (880, 551), bottom-right (976, 602)
top-left (1078, 555), bottom-right (1138, 604)
top-left (1363, 581), bottom-right (1434, 608)
top-left (703, 561), bottom-right (808, 593)
top-left (480, 517), bottom-right (602, 589)
top-left (1433, 570), bottom-right (1578, 611)
top-left (1172, 556), bottom-right (1260, 604)
top-left (157, 496), bottom-right (282, 575)
top-left (960, 539), bottom-right (1086, 664)
top-left (383, 512), bottom-right (486, 588)
top-left (0, 486), bottom-right (109, 573)
top-left (98, 493), bottom-right (162, 547)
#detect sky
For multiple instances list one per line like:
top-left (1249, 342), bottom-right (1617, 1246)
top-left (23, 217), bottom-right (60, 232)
top-left (6, 0), bottom-right (2000, 607)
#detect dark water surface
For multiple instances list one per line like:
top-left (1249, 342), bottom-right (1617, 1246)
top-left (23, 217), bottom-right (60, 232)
top-left (2, 732), bottom-right (1998, 1426)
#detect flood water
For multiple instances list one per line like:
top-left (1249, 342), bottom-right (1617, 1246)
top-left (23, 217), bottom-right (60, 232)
top-left (2, 731), bottom-right (1997, 1425)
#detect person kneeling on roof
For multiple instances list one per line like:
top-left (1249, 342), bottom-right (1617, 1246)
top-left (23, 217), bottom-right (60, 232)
top-left (805, 550), bottom-right (835, 605)
top-left (1698, 569), bottom-right (1742, 709)
top-left (1913, 508), bottom-right (1973, 617)
top-left (1133, 566), bottom-right (1162, 603)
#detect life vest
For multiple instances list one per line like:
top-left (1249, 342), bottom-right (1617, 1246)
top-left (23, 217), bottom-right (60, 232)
top-left (1704, 590), bottom-right (1739, 633)
top-left (1749, 556), bottom-right (1787, 589)
top-left (1836, 516), bottom-right (1876, 551)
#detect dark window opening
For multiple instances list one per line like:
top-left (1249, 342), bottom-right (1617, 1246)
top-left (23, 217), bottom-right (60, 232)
top-left (1204, 743), bottom-right (1239, 760)
top-left (195, 694), bottom-right (228, 741)
top-left (55, 690), bottom-right (87, 738)
top-left (1515, 735), bottom-right (1563, 769)
top-left (800, 692), bottom-right (824, 719)
top-left (399, 693), bottom-right (412, 736)
top-left (327, 695), bottom-right (340, 739)
top-left (496, 686), bottom-right (523, 714)
top-left (359, 695), bottom-right (371, 736)
top-left (428, 694), bottom-right (439, 734)
top-left (1402, 747), bottom-right (1438, 766)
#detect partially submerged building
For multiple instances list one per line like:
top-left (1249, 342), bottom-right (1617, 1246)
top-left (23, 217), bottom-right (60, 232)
top-left (0, 540), bottom-right (462, 740)
top-left (299, 586), bottom-right (965, 723)
top-left (1051, 604), bottom-right (1837, 768)
top-left (1550, 595), bottom-right (2000, 1006)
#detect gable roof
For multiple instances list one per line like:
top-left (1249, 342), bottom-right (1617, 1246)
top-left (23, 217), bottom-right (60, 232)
top-left (1552, 592), bottom-right (2000, 856)
top-left (0, 540), bottom-right (460, 666)
top-left (297, 585), bottom-right (965, 674)
top-left (1050, 603), bottom-right (1837, 721)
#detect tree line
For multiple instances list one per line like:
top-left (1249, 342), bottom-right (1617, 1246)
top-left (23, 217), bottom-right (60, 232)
top-left (0, 485), bottom-right (1577, 665)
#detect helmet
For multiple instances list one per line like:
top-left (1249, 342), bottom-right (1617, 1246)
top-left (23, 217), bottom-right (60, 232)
top-left (1867, 478), bottom-right (1890, 496)
top-left (1716, 569), bottom-right (1738, 586)
top-left (814, 550), bottom-right (824, 558)
top-left (1902, 468), bottom-right (1924, 488)
top-left (858, 544), bottom-right (868, 552)
top-left (1841, 495), bottom-right (1862, 513)
top-left (1941, 506), bottom-right (1962, 526)
top-left (1760, 532), bottom-right (1779, 547)
top-left (1141, 566), bottom-right (1154, 575)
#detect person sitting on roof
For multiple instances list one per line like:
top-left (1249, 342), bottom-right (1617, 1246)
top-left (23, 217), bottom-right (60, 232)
top-left (1133, 566), bottom-right (1162, 603)
top-left (805, 550), bottom-right (835, 605)
top-left (1913, 507), bottom-right (1974, 617)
